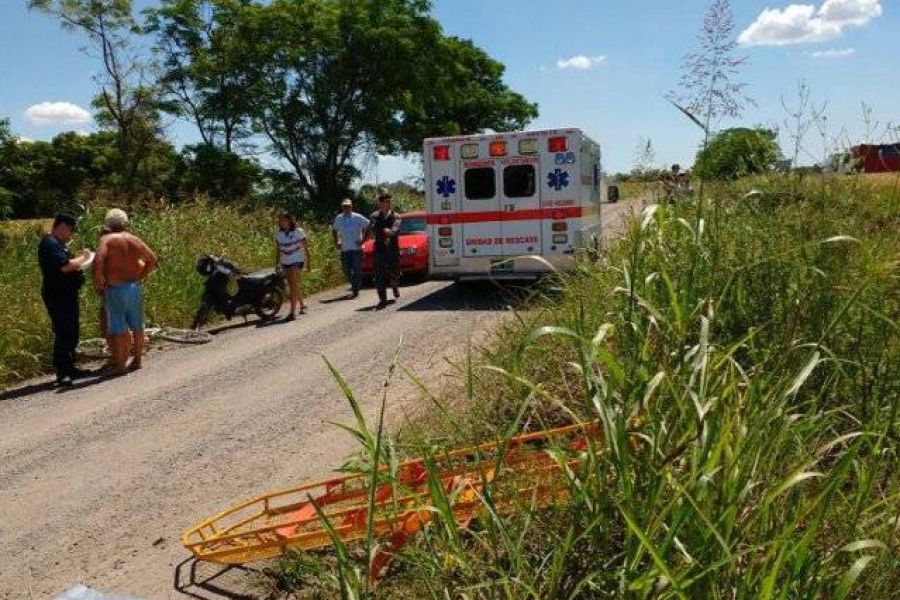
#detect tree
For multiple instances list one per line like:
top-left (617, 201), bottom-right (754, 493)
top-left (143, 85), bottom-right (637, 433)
top-left (29, 0), bottom-right (164, 192)
top-left (144, 0), bottom-right (254, 153)
top-left (392, 35), bottom-right (538, 152)
top-left (0, 119), bottom-right (14, 218)
top-left (179, 143), bottom-right (261, 200)
top-left (240, 0), bottom-right (536, 213)
top-left (693, 127), bottom-right (781, 180)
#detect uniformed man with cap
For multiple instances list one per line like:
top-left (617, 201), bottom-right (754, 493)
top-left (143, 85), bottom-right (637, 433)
top-left (368, 188), bottom-right (401, 309)
top-left (37, 213), bottom-right (92, 386)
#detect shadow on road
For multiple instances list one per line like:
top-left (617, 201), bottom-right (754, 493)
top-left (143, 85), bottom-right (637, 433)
top-left (174, 558), bottom-right (263, 600)
top-left (0, 368), bottom-right (119, 402)
top-left (205, 315), bottom-right (286, 336)
top-left (0, 380), bottom-right (57, 402)
top-left (398, 281), bottom-right (534, 312)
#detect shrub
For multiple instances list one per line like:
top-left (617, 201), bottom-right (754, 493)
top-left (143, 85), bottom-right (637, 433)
top-left (694, 127), bottom-right (781, 180)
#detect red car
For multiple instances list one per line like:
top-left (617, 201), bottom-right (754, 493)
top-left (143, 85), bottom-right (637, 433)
top-left (361, 211), bottom-right (429, 281)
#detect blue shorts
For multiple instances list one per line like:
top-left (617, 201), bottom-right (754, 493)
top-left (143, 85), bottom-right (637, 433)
top-left (105, 282), bottom-right (144, 335)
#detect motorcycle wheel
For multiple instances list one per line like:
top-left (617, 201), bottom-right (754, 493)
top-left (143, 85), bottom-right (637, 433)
top-left (254, 286), bottom-right (284, 321)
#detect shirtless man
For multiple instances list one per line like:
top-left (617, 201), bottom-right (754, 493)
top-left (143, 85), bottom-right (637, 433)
top-left (93, 209), bottom-right (158, 374)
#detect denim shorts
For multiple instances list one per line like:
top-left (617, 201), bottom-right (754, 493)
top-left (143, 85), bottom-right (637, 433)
top-left (105, 282), bottom-right (144, 335)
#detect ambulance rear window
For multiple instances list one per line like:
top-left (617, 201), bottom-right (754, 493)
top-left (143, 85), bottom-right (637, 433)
top-left (503, 165), bottom-right (535, 198)
top-left (464, 168), bottom-right (495, 200)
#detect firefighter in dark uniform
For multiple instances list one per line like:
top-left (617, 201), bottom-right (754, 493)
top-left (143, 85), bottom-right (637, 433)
top-left (37, 213), bottom-right (91, 386)
top-left (369, 189), bottom-right (401, 309)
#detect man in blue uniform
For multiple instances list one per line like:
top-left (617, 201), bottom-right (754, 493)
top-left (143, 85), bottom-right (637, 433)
top-left (37, 213), bottom-right (92, 386)
top-left (368, 189), bottom-right (401, 309)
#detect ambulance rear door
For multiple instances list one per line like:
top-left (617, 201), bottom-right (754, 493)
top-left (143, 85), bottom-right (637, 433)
top-left (500, 154), bottom-right (541, 257)
top-left (461, 155), bottom-right (502, 258)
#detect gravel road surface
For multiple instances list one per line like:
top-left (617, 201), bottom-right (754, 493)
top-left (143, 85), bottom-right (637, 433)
top-left (0, 197), bottom-right (641, 599)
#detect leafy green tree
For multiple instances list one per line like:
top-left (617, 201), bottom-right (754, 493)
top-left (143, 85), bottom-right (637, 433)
top-left (144, 0), bottom-right (253, 153)
top-left (29, 0), bottom-right (166, 192)
top-left (179, 143), bottom-right (261, 201)
top-left (239, 0), bottom-right (536, 213)
top-left (694, 127), bottom-right (781, 180)
top-left (392, 35), bottom-right (538, 151)
top-left (0, 119), bottom-right (16, 218)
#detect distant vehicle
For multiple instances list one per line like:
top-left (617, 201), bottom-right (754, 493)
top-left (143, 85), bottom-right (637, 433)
top-left (850, 143), bottom-right (900, 173)
top-left (423, 128), bottom-right (611, 281)
top-left (361, 211), bottom-right (429, 280)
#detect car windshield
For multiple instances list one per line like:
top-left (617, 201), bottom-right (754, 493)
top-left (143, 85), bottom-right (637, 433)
top-left (398, 217), bottom-right (426, 234)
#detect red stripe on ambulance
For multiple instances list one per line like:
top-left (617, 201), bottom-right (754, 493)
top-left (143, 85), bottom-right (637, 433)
top-left (426, 206), bottom-right (592, 225)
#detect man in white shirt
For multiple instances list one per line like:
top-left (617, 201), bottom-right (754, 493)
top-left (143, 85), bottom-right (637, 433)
top-left (331, 198), bottom-right (370, 297)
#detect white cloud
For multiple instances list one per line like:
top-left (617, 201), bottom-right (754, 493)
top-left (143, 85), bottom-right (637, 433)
top-left (24, 101), bottom-right (91, 126)
top-left (818, 0), bottom-right (882, 26)
top-left (738, 0), bottom-right (882, 47)
top-left (809, 47), bottom-right (856, 57)
top-left (556, 55), bottom-right (606, 70)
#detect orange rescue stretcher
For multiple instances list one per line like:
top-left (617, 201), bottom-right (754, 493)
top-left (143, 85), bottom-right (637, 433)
top-left (181, 422), bottom-right (601, 579)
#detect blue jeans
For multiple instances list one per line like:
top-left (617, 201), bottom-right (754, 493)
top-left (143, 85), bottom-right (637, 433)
top-left (341, 250), bottom-right (363, 292)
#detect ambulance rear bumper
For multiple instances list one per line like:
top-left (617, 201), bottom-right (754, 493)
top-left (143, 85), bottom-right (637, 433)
top-left (429, 253), bottom-right (576, 281)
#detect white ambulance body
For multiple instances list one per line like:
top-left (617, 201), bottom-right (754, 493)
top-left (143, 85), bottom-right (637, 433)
top-left (424, 128), bottom-right (603, 280)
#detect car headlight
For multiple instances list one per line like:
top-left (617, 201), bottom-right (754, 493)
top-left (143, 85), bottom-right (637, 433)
top-left (400, 247), bottom-right (419, 256)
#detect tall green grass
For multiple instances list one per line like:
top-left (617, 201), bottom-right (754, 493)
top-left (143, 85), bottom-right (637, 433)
top-left (0, 203), bottom-right (343, 386)
top-left (275, 174), bottom-right (898, 598)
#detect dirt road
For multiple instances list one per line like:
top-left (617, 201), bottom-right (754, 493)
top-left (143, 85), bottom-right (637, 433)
top-left (0, 198), bottom-right (641, 599)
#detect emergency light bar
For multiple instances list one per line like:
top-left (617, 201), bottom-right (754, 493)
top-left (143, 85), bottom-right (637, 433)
top-left (433, 145), bottom-right (450, 161)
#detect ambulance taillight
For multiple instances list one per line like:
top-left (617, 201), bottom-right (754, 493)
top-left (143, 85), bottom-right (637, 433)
top-left (548, 136), bottom-right (567, 152)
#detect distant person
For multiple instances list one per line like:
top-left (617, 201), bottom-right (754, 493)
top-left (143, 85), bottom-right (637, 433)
top-left (663, 164), bottom-right (681, 202)
top-left (368, 189), bottom-right (401, 309)
top-left (275, 212), bottom-right (310, 320)
top-left (37, 212), bottom-right (92, 387)
top-left (93, 209), bottom-right (158, 374)
top-left (331, 198), bottom-right (369, 298)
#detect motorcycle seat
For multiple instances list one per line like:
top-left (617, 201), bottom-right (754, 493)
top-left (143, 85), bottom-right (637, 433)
top-left (239, 268), bottom-right (277, 285)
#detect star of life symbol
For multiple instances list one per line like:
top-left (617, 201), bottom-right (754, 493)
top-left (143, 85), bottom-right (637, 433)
top-left (547, 169), bottom-right (570, 191)
top-left (436, 176), bottom-right (456, 198)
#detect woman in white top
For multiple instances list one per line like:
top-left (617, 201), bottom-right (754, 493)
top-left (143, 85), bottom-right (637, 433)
top-left (274, 212), bottom-right (310, 320)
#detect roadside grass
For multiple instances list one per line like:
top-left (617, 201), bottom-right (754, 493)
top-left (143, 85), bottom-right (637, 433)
top-left (0, 203), bottom-right (343, 387)
top-left (273, 173), bottom-right (898, 598)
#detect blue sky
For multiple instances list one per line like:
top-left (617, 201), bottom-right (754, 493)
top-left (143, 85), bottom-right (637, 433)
top-left (1, 0), bottom-right (897, 182)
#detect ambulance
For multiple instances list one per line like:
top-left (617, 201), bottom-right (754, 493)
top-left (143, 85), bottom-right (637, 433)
top-left (424, 128), bottom-right (607, 281)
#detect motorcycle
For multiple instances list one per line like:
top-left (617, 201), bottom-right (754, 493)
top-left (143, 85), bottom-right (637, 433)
top-left (192, 255), bottom-right (285, 329)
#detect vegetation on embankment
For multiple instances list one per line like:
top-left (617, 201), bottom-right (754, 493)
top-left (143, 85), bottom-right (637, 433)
top-left (275, 174), bottom-right (898, 599)
top-left (0, 203), bottom-right (343, 387)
